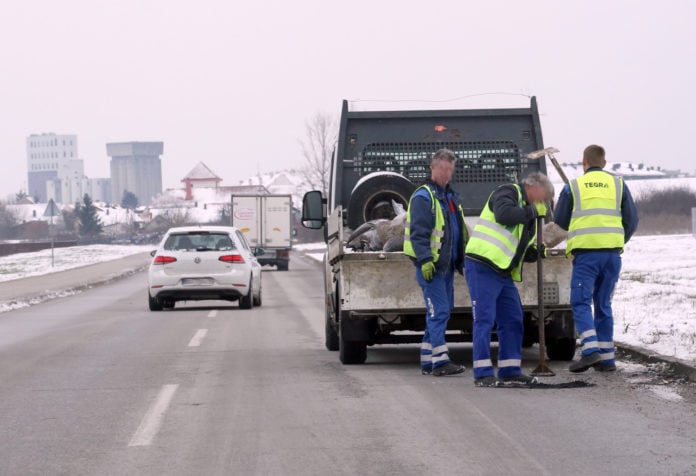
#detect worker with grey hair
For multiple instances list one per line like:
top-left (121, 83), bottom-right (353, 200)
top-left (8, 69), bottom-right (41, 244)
top-left (464, 172), bottom-right (554, 387)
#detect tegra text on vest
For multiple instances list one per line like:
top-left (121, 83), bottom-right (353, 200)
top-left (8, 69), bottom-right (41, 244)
top-left (583, 182), bottom-right (609, 188)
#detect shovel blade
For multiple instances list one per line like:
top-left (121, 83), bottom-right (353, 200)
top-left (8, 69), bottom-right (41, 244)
top-left (531, 364), bottom-right (556, 377)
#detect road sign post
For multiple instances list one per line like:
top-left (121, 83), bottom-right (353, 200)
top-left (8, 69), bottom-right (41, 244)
top-left (43, 199), bottom-right (60, 267)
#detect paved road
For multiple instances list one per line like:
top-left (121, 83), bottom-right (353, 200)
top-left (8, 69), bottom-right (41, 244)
top-left (0, 252), bottom-right (695, 475)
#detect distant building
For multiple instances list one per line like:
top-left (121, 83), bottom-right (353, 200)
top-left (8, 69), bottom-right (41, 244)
top-left (181, 162), bottom-right (222, 200)
top-left (107, 142), bottom-right (163, 206)
top-left (26, 132), bottom-right (111, 204)
top-left (26, 133), bottom-right (78, 202)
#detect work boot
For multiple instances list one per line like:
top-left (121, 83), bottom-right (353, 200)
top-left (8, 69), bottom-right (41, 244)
top-left (569, 352), bottom-right (602, 373)
top-left (593, 362), bottom-right (617, 372)
top-left (499, 374), bottom-right (539, 385)
top-left (474, 376), bottom-right (500, 387)
top-left (432, 361), bottom-right (465, 377)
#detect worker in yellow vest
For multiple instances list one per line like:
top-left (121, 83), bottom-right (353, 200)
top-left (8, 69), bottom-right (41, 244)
top-left (404, 149), bottom-right (468, 376)
top-left (465, 172), bottom-right (554, 387)
top-left (554, 145), bottom-right (639, 372)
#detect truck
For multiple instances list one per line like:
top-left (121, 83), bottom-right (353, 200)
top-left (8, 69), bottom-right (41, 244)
top-left (231, 194), bottom-right (292, 271)
top-left (301, 97), bottom-right (576, 364)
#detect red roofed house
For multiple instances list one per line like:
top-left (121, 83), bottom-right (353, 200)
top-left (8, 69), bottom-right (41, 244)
top-left (182, 162), bottom-right (222, 200)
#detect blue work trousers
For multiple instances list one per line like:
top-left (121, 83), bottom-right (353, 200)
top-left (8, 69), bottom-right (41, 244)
top-left (571, 252), bottom-right (622, 365)
top-left (417, 267), bottom-right (454, 371)
top-left (465, 259), bottom-right (524, 379)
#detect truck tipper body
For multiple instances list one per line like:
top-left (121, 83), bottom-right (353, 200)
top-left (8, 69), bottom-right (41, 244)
top-left (231, 194), bottom-right (292, 271)
top-left (302, 98), bottom-right (575, 364)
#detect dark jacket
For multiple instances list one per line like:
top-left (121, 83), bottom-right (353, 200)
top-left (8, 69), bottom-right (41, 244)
top-left (553, 167), bottom-right (639, 255)
top-left (408, 180), bottom-right (466, 275)
top-left (465, 183), bottom-right (538, 274)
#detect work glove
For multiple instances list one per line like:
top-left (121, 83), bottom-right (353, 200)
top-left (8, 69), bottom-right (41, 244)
top-left (421, 261), bottom-right (435, 282)
top-left (534, 201), bottom-right (551, 219)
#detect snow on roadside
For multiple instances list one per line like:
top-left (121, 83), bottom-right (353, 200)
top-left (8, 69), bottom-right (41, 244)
top-left (0, 244), bottom-right (153, 283)
top-left (614, 234), bottom-right (696, 363)
top-left (296, 236), bottom-right (696, 363)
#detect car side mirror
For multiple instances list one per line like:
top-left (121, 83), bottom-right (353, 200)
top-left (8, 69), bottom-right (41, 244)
top-left (150, 250), bottom-right (157, 257)
top-left (253, 247), bottom-right (265, 256)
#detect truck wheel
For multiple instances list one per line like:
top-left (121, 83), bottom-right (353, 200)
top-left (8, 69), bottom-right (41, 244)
top-left (339, 322), bottom-right (367, 364)
top-left (325, 308), bottom-right (339, 351)
top-left (277, 262), bottom-right (289, 271)
top-left (347, 172), bottom-right (414, 230)
top-left (339, 338), bottom-right (367, 364)
top-left (546, 337), bottom-right (576, 361)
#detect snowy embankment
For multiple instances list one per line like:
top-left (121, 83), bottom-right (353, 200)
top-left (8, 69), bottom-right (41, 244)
top-left (295, 235), bottom-right (696, 363)
top-left (0, 244), bottom-right (154, 283)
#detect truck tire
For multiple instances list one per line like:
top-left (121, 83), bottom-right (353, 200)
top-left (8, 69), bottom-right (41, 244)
top-left (339, 323), bottom-right (367, 364)
top-left (277, 262), bottom-right (289, 271)
top-left (325, 309), bottom-right (339, 351)
top-left (347, 172), bottom-right (415, 230)
top-left (546, 337), bottom-right (576, 361)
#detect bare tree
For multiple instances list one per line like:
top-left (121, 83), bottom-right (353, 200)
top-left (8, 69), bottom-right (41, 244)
top-left (300, 111), bottom-right (337, 195)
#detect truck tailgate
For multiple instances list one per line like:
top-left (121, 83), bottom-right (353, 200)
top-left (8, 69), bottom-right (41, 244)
top-left (339, 250), bottom-right (571, 313)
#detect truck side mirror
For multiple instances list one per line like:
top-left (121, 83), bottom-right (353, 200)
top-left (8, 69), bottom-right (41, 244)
top-left (302, 191), bottom-right (325, 229)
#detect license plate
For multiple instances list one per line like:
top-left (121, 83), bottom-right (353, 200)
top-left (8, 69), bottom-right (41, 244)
top-left (181, 278), bottom-right (214, 286)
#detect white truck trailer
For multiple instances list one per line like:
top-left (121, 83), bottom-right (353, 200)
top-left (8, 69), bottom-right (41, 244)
top-left (231, 194), bottom-right (292, 271)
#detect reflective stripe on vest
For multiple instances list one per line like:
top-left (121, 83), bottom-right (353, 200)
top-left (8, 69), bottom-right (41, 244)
top-left (404, 185), bottom-right (446, 262)
top-left (567, 171), bottom-right (624, 254)
top-left (465, 184), bottom-right (534, 281)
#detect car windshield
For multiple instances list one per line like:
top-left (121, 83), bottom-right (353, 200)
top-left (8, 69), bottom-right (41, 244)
top-left (163, 232), bottom-right (236, 251)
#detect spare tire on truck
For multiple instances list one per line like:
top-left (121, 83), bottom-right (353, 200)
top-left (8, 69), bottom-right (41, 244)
top-left (347, 172), bottom-right (415, 231)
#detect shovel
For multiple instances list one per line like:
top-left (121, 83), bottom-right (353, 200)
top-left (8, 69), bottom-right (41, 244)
top-left (530, 214), bottom-right (555, 377)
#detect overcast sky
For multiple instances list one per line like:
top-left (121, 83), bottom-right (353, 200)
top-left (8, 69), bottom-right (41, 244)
top-left (1, 0), bottom-right (694, 201)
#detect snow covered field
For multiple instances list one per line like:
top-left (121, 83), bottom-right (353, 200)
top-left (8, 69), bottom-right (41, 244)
top-left (296, 235), bottom-right (696, 364)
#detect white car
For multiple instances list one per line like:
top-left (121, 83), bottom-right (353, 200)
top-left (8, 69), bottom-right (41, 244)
top-left (147, 226), bottom-right (262, 310)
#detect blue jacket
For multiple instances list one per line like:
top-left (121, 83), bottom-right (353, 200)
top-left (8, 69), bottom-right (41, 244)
top-left (408, 181), bottom-right (465, 274)
top-left (553, 167), bottom-right (639, 254)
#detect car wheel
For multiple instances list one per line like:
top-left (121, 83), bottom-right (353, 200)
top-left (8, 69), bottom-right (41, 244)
top-left (239, 280), bottom-right (253, 309)
top-left (346, 172), bottom-right (415, 230)
top-left (253, 285), bottom-right (262, 307)
top-left (148, 293), bottom-right (163, 311)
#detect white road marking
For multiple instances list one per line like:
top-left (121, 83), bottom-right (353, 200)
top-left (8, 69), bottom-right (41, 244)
top-left (208, 310), bottom-right (218, 318)
top-left (188, 329), bottom-right (208, 347)
top-left (128, 384), bottom-right (179, 447)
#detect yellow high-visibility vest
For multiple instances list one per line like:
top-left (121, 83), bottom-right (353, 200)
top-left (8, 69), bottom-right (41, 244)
top-left (567, 170), bottom-right (624, 255)
top-left (404, 184), bottom-right (466, 263)
top-left (465, 184), bottom-right (535, 282)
